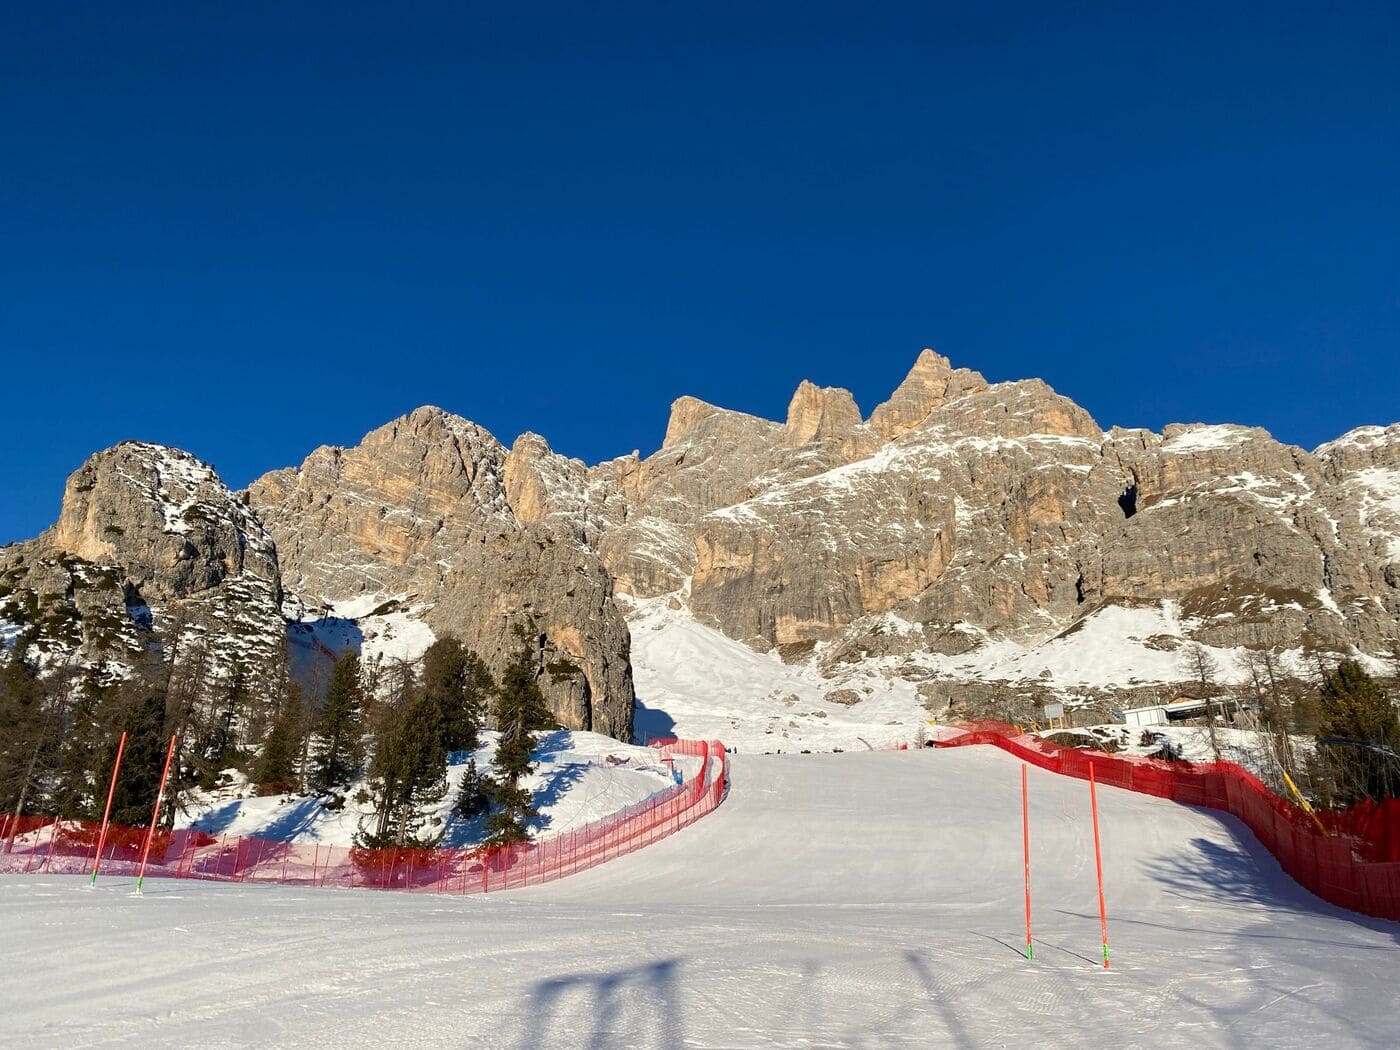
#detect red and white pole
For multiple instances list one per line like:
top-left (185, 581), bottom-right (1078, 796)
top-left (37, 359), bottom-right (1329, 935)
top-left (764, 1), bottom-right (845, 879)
top-left (135, 733), bottom-right (178, 894)
top-left (1089, 764), bottom-right (1111, 969)
top-left (1021, 763), bottom-right (1033, 959)
top-left (88, 731), bottom-right (127, 887)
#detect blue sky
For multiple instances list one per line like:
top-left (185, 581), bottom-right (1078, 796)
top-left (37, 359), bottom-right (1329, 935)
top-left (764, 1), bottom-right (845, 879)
top-left (3, 3), bottom-right (1397, 543)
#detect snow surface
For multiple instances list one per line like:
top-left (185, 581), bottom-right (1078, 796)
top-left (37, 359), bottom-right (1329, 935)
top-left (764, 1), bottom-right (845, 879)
top-left (627, 594), bottom-right (1310, 753)
top-left (3, 747), bottom-right (1396, 1048)
top-left (1160, 425), bottom-right (1254, 453)
top-left (286, 596), bottom-right (438, 696)
top-left (1348, 466), bottom-right (1400, 561)
top-left (626, 595), bottom-right (929, 752)
top-left (177, 730), bottom-right (679, 848)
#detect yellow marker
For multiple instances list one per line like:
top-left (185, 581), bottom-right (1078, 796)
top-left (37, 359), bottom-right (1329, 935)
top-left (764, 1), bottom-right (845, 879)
top-left (1282, 771), bottom-right (1328, 837)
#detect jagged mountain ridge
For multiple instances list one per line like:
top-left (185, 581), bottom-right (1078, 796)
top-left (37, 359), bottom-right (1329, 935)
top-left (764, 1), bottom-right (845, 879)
top-left (3, 351), bottom-right (1397, 739)
top-left (489, 350), bottom-right (1400, 707)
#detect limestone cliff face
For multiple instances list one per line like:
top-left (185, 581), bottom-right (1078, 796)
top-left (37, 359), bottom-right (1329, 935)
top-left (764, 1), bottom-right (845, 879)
top-left (1316, 424), bottom-right (1400, 593)
top-left (247, 407), bottom-right (634, 740)
top-left (7, 348), bottom-right (1396, 732)
top-left (523, 352), bottom-right (1398, 680)
top-left (0, 442), bottom-right (285, 699)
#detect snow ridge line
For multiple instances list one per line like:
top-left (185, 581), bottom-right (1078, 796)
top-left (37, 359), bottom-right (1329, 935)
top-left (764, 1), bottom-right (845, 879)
top-left (0, 740), bottom-right (729, 895)
top-left (935, 722), bottom-right (1400, 921)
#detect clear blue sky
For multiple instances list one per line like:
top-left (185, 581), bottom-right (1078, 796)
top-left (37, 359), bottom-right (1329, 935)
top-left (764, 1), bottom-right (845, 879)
top-left (3, 3), bottom-right (1397, 544)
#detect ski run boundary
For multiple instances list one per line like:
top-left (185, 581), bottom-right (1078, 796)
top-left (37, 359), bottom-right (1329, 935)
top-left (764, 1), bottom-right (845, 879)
top-left (0, 739), bottom-right (728, 896)
top-left (936, 720), bottom-right (1400, 920)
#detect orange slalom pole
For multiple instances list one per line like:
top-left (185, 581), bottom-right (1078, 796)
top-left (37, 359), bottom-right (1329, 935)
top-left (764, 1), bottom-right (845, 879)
top-left (135, 733), bottom-right (178, 893)
top-left (88, 731), bottom-right (127, 887)
top-left (1021, 763), bottom-right (1033, 959)
top-left (1089, 764), bottom-right (1110, 969)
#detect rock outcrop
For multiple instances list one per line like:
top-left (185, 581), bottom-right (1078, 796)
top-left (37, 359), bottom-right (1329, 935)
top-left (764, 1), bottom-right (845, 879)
top-left (247, 407), bottom-right (634, 740)
top-left (0, 442), bottom-right (285, 699)
top-left (867, 349), bottom-right (988, 440)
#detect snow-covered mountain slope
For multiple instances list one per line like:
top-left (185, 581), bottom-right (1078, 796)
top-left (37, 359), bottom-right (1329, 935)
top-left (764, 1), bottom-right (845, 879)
top-left (285, 594), bottom-right (439, 693)
top-left (626, 591), bottom-right (1384, 750)
top-left (626, 595), bottom-right (929, 751)
top-left (6, 747), bottom-right (1396, 1048)
top-left (177, 730), bottom-right (677, 848)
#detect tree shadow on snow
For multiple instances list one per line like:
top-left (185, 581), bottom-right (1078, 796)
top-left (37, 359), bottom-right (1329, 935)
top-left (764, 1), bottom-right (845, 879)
top-left (286, 617), bottom-right (364, 702)
top-left (188, 800), bottom-right (242, 835)
top-left (531, 730), bottom-right (578, 761)
top-left (259, 797), bottom-right (326, 842)
top-left (518, 957), bottom-right (686, 1050)
top-left (527, 760), bottom-right (592, 834)
top-left (1114, 821), bottom-right (1400, 949)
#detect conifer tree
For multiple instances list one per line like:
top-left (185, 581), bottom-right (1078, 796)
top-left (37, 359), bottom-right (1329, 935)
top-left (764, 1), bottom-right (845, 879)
top-left (0, 653), bottom-right (53, 831)
top-left (201, 660), bottom-right (248, 773)
top-left (454, 758), bottom-right (490, 820)
top-left (422, 636), bottom-right (492, 753)
top-left (310, 652), bottom-right (365, 793)
top-left (107, 675), bottom-right (170, 826)
top-left (255, 683), bottom-right (306, 792)
top-left (52, 665), bottom-right (115, 819)
top-left (1314, 659), bottom-right (1400, 806)
top-left (362, 668), bottom-right (448, 848)
top-left (484, 639), bottom-right (555, 845)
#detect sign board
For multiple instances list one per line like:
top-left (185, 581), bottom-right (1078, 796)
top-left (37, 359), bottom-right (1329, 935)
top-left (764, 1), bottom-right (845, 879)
top-left (1044, 702), bottom-right (1065, 721)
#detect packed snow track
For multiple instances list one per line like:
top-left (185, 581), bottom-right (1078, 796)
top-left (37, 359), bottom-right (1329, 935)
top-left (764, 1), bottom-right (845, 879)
top-left (2, 747), bottom-right (1396, 1048)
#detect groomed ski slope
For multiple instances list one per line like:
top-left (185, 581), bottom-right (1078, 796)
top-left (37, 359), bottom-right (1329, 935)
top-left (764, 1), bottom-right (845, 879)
top-left (2, 747), bottom-right (1397, 1049)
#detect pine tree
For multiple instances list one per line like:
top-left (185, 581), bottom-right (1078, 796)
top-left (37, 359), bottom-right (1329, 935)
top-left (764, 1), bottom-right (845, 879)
top-left (201, 660), bottom-right (249, 774)
top-left (255, 683), bottom-right (306, 792)
top-left (454, 758), bottom-right (491, 820)
top-left (0, 653), bottom-right (54, 832)
top-left (107, 675), bottom-right (170, 827)
top-left (310, 652), bottom-right (365, 793)
top-left (52, 666), bottom-right (116, 820)
top-left (361, 668), bottom-right (447, 849)
top-left (1314, 659), bottom-right (1400, 806)
top-left (422, 636), bottom-right (493, 753)
top-left (484, 640), bottom-right (555, 845)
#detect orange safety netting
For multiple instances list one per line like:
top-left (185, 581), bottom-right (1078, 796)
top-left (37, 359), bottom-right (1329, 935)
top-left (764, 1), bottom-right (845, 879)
top-left (935, 721), bottom-right (1400, 921)
top-left (0, 739), bottom-right (727, 895)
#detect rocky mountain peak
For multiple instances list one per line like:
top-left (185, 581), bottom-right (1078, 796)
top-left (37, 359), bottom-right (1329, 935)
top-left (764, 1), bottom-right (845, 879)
top-left (246, 413), bottom-right (635, 740)
top-left (49, 440), bottom-right (276, 598)
top-left (504, 432), bottom-right (589, 528)
top-left (1315, 423), bottom-right (1400, 474)
top-left (662, 396), bottom-right (723, 449)
top-left (7, 347), bottom-right (1397, 744)
top-left (867, 349), bottom-right (989, 440)
top-left (782, 380), bottom-right (863, 447)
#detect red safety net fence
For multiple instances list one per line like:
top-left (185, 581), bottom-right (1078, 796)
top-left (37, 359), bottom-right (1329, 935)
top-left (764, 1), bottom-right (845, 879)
top-left (0, 739), bottom-right (727, 895)
top-left (936, 721), bottom-right (1400, 921)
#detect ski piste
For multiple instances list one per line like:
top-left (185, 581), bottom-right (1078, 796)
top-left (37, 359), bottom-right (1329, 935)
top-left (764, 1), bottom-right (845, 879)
top-left (4, 745), bottom-right (1397, 1048)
